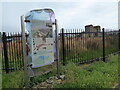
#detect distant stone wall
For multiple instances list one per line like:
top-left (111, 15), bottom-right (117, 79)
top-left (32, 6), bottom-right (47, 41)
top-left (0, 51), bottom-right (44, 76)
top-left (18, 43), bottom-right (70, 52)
top-left (83, 24), bottom-right (101, 37)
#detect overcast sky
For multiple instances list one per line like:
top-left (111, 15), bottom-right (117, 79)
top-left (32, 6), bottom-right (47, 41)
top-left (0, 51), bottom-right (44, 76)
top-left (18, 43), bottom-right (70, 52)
top-left (0, 0), bottom-right (119, 32)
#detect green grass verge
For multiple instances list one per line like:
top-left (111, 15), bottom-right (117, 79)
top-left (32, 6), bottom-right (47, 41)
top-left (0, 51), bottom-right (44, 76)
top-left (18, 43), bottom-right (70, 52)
top-left (2, 67), bottom-right (57, 88)
top-left (52, 54), bottom-right (119, 88)
top-left (2, 54), bottom-right (119, 88)
top-left (2, 70), bottom-right (24, 88)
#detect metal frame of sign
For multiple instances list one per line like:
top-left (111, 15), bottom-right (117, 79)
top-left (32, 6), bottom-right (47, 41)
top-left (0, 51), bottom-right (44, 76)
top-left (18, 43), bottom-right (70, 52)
top-left (21, 9), bottom-right (59, 87)
top-left (21, 15), bottom-right (29, 88)
top-left (54, 19), bottom-right (59, 77)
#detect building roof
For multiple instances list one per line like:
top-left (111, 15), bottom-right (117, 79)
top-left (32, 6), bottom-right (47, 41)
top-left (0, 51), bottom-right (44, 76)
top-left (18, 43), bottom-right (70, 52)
top-left (85, 24), bottom-right (93, 27)
top-left (94, 25), bottom-right (100, 28)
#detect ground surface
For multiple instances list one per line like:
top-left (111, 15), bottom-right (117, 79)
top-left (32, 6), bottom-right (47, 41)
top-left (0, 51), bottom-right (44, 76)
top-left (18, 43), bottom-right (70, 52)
top-left (2, 54), bottom-right (119, 88)
top-left (35, 54), bottom-right (119, 88)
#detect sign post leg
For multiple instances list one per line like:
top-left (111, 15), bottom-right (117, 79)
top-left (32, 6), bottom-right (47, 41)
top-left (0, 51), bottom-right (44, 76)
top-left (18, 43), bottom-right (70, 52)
top-left (21, 15), bottom-right (29, 88)
top-left (55, 19), bottom-right (59, 78)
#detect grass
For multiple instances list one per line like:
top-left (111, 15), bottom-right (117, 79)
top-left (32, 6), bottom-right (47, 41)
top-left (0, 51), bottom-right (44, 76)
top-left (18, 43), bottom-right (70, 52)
top-left (2, 67), bottom-right (57, 88)
top-left (0, 68), bottom-right (2, 89)
top-left (2, 35), bottom-right (119, 88)
top-left (52, 54), bottom-right (119, 88)
top-left (2, 70), bottom-right (24, 88)
top-left (2, 54), bottom-right (119, 88)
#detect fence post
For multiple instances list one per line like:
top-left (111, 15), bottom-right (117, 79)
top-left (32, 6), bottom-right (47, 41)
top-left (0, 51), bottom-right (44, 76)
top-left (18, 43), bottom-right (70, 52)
top-left (62, 28), bottom-right (65, 65)
top-left (2, 32), bottom-right (9, 73)
top-left (102, 28), bottom-right (105, 62)
top-left (118, 29), bottom-right (120, 54)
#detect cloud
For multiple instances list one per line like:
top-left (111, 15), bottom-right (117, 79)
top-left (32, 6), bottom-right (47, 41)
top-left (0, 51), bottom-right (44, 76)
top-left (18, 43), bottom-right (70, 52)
top-left (55, 1), bottom-right (118, 30)
top-left (2, 1), bottom-right (118, 32)
top-left (1, 0), bottom-right (119, 2)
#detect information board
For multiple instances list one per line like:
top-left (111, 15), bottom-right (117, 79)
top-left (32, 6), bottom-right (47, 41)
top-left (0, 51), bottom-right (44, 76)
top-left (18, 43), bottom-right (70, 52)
top-left (25, 9), bottom-right (56, 69)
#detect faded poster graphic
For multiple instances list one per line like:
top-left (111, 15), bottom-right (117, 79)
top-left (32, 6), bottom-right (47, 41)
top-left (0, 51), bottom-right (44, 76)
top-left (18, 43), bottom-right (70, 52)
top-left (31, 20), bottom-right (54, 68)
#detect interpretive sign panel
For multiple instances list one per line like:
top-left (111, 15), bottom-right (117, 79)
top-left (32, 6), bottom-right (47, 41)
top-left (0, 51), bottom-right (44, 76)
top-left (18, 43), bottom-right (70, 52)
top-left (25, 9), bottom-right (56, 69)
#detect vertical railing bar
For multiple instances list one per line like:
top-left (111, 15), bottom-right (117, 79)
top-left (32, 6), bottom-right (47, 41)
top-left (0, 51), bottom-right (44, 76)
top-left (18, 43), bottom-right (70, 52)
top-left (20, 32), bottom-right (23, 67)
top-left (9, 33), bottom-right (13, 71)
top-left (72, 29), bottom-right (74, 62)
top-left (85, 30), bottom-right (87, 61)
top-left (118, 29), bottom-right (120, 54)
top-left (17, 32), bottom-right (20, 70)
top-left (12, 32), bottom-right (14, 70)
top-left (16, 32), bottom-right (18, 70)
top-left (73, 29), bottom-right (75, 63)
top-left (80, 29), bottom-right (82, 62)
top-left (2, 42), bottom-right (4, 71)
top-left (20, 32), bottom-right (23, 68)
top-left (2, 33), bottom-right (5, 71)
top-left (20, 32), bottom-right (22, 69)
top-left (10, 33), bottom-right (13, 71)
top-left (12, 32), bottom-right (15, 70)
top-left (1, 36), bottom-right (4, 71)
top-left (8, 33), bottom-right (11, 72)
top-left (71, 29), bottom-right (72, 62)
top-left (18, 32), bottom-right (21, 70)
top-left (75, 29), bottom-right (77, 63)
top-left (60, 29), bottom-right (62, 62)
top-left (73, 29), bottom-right (74, 63)
top-left (91, 32), bottom-right (93, 60)
top-left (77, 29), bottom-right (79, 63)
top-left (62, 28), bottom-right (65, 65)
top-left (74, 29), bottom-right (76, 63)
top-left (96, 33), bottom-right (100, 58)
top-left (82, 29), bottom-right (84, 62)
top-left (70, 29), bottom-right (71, 62)
top-left (83, 30), bottom-right (85, 62)
top-left (76, 29), bottom-right (78, 63)
top-left (102, 28), bottom-right (105, 62)
top-left (13, 32), bottom-right (16, 70)
top-left (78, 29), bottom-right (80, 62)
top-left (67, 29), bottom-right (69, 63)
top-left (17, 32), bottom-right (19, 70)
top-left (86, 30), bottom-right (88, 61)
top-left (79, 29), bottom-right (80, 62)
top-left (15, 32), bottom-right (18, 70)
top-left (87, 30), bottom-right (89, 61)
top-left (14, 32), bottom-right (18, 70)
top-left (3, 32), bottom-right (9, 73)
top-left (69, 29), bottom-right (71, 62)
top-left (11, 32), bottom-right (14, 70)
top-left (65, 29), bottom-right (68, 61)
